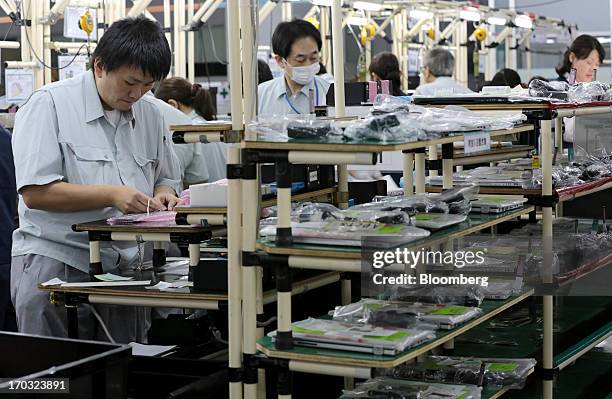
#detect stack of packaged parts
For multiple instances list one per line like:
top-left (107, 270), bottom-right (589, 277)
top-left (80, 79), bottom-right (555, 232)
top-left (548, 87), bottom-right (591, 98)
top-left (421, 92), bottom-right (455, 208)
top-left (332, 299), bottom-right (483, 330)
top-left (357, 184), bottom-right (479, 217)
top-left (259, 219), bottom-right (430, 247)
top-left (268, 318), bottom-right (435, 355)
top-left (427, 166), bottom-right (532, 188)
top-left (339, 377), bottom-right (482, 399)
top-left (469, 195), bottom-right (528, 214)
top-left (527, 152), bottom-right (612, 189)
top-left (248, 103), bottom-right (526, 144)
top-left (384, 356), bottom-right (536, 390)
top-left (258, 190), bottom-right (479, 247)
top-left (528, 79), bottom-right (612, 103)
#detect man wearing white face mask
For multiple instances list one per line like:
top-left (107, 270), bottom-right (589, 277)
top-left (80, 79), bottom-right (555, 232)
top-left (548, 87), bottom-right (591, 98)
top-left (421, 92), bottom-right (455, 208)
top-left (258, 20), bottom-right (330, 117)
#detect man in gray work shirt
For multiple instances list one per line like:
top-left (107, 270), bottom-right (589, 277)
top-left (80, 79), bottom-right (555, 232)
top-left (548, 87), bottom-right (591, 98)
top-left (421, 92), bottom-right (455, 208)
top-left (11, 16), bottom-right (181, 341)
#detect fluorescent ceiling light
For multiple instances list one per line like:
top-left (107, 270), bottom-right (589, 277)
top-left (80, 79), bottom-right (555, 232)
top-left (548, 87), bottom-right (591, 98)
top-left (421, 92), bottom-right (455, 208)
top-left (353, 1), bottom-right (382, 11)
top-left (459, 8), bottom-right (480, 22)
top-left (311, 0), bottom-right (332, 6)
top-left (546, 38), bottom-right (555, 44)
top-left (514, 14), bottom-right (533, 29)
top-left (409, 9), bottom-right (433, 20)
top-left (597, 37), bottom-right (611, 44)
top-left (487, 16), bottom-right (507, 26)
top-left (347, 16), bottom-right (368, 26)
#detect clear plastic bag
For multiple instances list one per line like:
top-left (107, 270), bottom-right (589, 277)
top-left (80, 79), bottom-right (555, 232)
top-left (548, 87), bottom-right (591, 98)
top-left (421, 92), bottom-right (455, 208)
top-left (286, 117), bottom-right (344, 139)
top-left (567, 81), bottom-right (609, 103)
top-left (371, 94), bottom-right (412, 115)
top-left (259, 219), bottom-right (431, 247)
top-left (385, 356), bottom-right (537, 390)
top-left (332, 299), bottom-right (440, 328)
top-left (359, 196), bottom-right (450, 214)
top-left (339, 377), bottom-right (482, 399)
top-left (270, 317), bottom-right (436, 354)
top-left (528, 79), bottom-right (569, 100)
top-left (342, 111), bottom-right (429, 143)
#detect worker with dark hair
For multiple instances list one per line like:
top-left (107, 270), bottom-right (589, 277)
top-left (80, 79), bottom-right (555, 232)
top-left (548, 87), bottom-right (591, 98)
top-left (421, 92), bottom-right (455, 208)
top-left (11, 16), bottom-right (180, 340)
top-left (258, 19), bottom-right (331, 116)
top-left (368, 52), bottom-right (405, 96)
top-left (156, 77), bottom-right (227, 182)
top-left (489, 68), bottom-right (522, 88)
top-left (556, 34), bottom-right (605, 83)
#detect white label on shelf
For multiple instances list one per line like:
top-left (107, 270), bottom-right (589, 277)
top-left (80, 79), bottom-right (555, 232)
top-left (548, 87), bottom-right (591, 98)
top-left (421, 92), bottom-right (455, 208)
top-left (309, 171), bottom-right (318, 182)
top-left (464, 131), bottom-right (491, 154)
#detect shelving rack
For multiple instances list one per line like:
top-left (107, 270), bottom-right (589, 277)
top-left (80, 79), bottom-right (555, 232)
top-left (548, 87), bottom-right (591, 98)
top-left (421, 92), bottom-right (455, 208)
top-left (227, 122), bottom-right (537, 399)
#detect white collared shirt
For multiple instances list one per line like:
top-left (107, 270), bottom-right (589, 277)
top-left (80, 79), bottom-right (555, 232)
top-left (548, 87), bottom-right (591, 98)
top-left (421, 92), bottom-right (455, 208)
top-left (257, 75), bottom-right (330, 118)
top-left (12, 71), bottom-right (181, 273)
top-left (414, 77), bottom-right (473, 96)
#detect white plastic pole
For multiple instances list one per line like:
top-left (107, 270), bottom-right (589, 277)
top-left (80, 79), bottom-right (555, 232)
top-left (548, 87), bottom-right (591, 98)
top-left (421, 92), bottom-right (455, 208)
top-left (127, 0), bottom-right (152, 16)
top-left (281, 1), bottom-right (291, 21)
top-left (227, 147), bottom-right (243, 399)
top-left (164, 0), bottom-right (172, 64)
top-left (428, 145), bottom-right (438, 177)
top-left (242, 177), bottom-right (259, 399)
top-left (187, 0), bottom-right (195, 82)
top-left (200, 0), bottom-right (223, 23)
top-left (258, 0), bottom-right (277, 25)
top-left (403, 152), bottom-right (414, 196)
top-left (240, 0), bottom-right (256, 124)
top-left (415, 152), bottom-right (426, 193)
top-left (0, 41), bottom-right (19, 49)
top-left (541, 119), bottom-right (553, 399)
top-left (331, 0), bottom-right (345, 117)
top-left (178, 0), bottom-right (186, 78)
top-left (42, 0), bottom-right (51, 84)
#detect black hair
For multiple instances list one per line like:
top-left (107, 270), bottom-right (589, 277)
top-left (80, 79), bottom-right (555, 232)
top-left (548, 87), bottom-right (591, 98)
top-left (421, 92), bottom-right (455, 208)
top-left (258, 59), bottom-right (273, 83)
top-left (92, 16), bottom-right (171, 81)
top-left (272, 19), bottom-right (322, 59)
top-left (490, 68), bottom-right (522, 87)
top-left (368, 52), bottom-right (404, 96)
top-left (318, 62), bottom-right (327, 75)
top-left (155, 77), bottom-right (216, 121)
top-left (556, 34), bottom-right (605, 77)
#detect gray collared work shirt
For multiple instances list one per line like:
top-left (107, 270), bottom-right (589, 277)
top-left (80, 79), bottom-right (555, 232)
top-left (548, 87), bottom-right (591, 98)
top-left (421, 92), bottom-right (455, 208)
top-left (11, 71), bottom-right (181, 273)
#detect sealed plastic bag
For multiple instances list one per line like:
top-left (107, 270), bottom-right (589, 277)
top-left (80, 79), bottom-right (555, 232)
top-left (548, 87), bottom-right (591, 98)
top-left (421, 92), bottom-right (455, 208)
top-left (388, 285), bottom-right (484, 307)
top-left (269, 317), bottom-right (436, 354)
top-left (385, 356), bottom-right (537, 389)
top-left (339, 377), bottom-right (482, 399)
top-left (371, 94), bottom-right (412, 115)
top-left (567, 81), bottom-right (609, 103)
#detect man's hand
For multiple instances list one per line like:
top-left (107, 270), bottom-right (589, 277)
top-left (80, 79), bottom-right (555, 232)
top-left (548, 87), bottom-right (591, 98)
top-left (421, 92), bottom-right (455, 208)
top-left (154, 186), bottom-right (180, 211)
top-left (111, 186), bottom-right (165, 214)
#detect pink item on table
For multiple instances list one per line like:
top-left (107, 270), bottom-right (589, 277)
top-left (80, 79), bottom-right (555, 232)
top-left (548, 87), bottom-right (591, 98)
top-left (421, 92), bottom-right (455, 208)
top-left (180, 189), bottom-right (190, 205)
top-left (107, 211), bottom-right (178, 225)
top-left (381, 80), bottom-right (390, 95)
top-left (368, 81), bottom-right (378, 103)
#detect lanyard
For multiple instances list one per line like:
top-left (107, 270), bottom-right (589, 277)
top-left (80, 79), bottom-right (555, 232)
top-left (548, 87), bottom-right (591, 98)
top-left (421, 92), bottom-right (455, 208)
top-left (284, 81), bottom-right (319, 114)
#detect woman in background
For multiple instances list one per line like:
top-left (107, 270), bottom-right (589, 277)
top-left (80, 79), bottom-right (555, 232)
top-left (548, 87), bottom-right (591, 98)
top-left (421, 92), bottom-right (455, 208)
top-left (368, 52), bottom-right (405, 96)
top-left (156, 77), bottom-right (227, 182)
top-left (555, 35), bottom-right (605, 143)
top-left (556, 34), bottom-right (604, 84)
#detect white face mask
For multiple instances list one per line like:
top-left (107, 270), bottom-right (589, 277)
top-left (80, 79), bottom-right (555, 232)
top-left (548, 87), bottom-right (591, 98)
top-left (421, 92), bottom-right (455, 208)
top-left (285, 61), bottom-right (320, 85)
